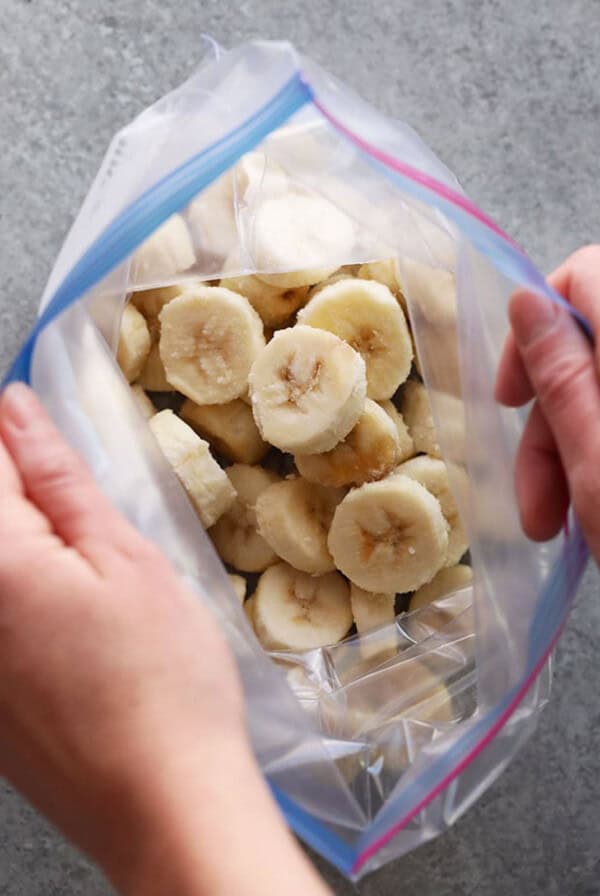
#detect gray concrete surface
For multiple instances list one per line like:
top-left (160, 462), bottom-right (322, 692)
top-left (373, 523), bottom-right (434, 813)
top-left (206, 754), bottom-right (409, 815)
top-left (1, 0), bottom-right (600, 893)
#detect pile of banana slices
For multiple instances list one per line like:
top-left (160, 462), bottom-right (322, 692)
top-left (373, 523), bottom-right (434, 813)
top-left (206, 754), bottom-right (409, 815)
top-left (117, 200), bottom-right (472, 660)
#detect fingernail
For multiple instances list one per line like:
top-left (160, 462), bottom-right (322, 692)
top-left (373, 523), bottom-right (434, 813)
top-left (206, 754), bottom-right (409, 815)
top-left (510, 290), bottom-right (560, 348)
top-left (0, 383), bottom-right (38, 431)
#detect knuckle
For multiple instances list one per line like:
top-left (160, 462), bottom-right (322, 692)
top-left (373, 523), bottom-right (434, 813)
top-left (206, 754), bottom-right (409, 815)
top-left (33, 442), bottom-right (81, 494)
top-left (528, 341), bottom-right (590, 418)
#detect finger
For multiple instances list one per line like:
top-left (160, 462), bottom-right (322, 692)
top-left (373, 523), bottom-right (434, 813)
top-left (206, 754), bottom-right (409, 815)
top-left (548, 245), bottom-right (600, 358)
top-left (0, 384), bottom-right (145, 557)
top-left (509, 288), bottom-right (600, 548)
top-left (515, 401), bottom-right (569, 541)
top-left (495, 329), bottom-right (534, 406)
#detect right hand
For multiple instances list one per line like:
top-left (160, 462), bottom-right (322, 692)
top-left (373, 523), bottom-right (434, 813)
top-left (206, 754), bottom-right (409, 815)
top-left (495, 245), bottom-right (600, 560)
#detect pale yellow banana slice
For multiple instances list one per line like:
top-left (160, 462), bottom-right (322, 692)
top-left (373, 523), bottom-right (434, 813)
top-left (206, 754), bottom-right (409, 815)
top-left (137, 342), bottom-right (174, 392)
top-left (306, 270), bottom-right (349, 299)
top-left (253, 194), bottom-right (355, 288)
top-left (297, 278), bottom-right (413, 400)
top-left (159, 286), bottom-right (265, 405)
top-left (180, 398), bottom-right (268, 465)
top-left (130, 384), bottom-right (155, 420)
top-left (253, 562), bottom-right (352, 650)
top-left (116, 304), bottom-right (151, 382)
top-left (350, 585), bottom-right (396, 634)
top-left (410, 564), bottom-right (472, 611)
top-left (400, 380), bottom-right (441, 458)
top-left (328, 475), bottom-right (448, 593)
top-left (294, 398), bottom-right (400, 488)
top-left (149, 410), bottom-right (236, 528)
top-left (400, 258), bottom-right (457, 326)
top-left (248, 325), bottom-right (367, 454)
top-left (395, 455), bottom-right (468, 566)
top-left (409, 564), bottom-right (473, 638)
top-left (357, 258), bottom-right (407, 312)
top-left (237, 151), bottom-right (288, 205)
top-left (209, 464), bottom-right (280, 573)
top-left (255, 477), bottom-right (344, 574)
top-left (378, 400), bottom-right (415, 462)
top-left (186, 171), bottom-right (237, 260)
top-left (131, 214), bottom-right (195, 284)
top-left (220, 271), bottom-right (309, 327)
top-left (228, 573), bottom-right (247, 604)
top-left (244, 595), bottom-right (256, 627)
top-left (130, 284), bottom-right (189, 319)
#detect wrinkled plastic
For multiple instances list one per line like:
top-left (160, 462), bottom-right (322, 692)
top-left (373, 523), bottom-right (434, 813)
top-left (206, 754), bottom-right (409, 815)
top-left (6, 40), bottom-right (587, 878)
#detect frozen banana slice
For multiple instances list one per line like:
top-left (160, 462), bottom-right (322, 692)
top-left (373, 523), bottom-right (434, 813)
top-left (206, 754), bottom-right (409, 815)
top-left (159, 286), bottom-right (265, 405)
top-left (117, 304), bottom-right (151, 382)
top-left (209, 464), bottom-right (280, 573)
top-left (180, 398), bottom-right (268, 465)
top-left (410, 564), bottom-right (473, 611)
top-left (297, 278), bottom-right (413, 400)
top-left (220, 271), bottom-right (309, 327)
top-left (400, 258), bottom-right (457, 326)
top-left (328, 475), bottom-right (448, 593)
top-left (357, 258), bottom-right (407, 312)
top-left (350, 585), bottom-right (396, 634)
top-left (228, 573), bottom-right (247, 604)
top-left (253, 194), bottom-right (355, 288)
top-left (378, 400), bottom-right (415, 462)
top-left (253, 562), bottom-right (352, 651)
top-left (149, 410), bottom-right (235, 528)
top-left (255, 477), bottom-right (344, 575)
top-left (130, 384), bottom-right (155, 420)
top-left (294, 398), bottom-right (400, 488)
top-left (137, 342), bottom-right (174, 392)
top-left (400, 380), bottom-right (441, 458)
top-left (131, 284), bottom-right (190, 319)
top-left (394, 455), bottom-right (468, 566)
top-left (186, 171), bottom-right (237, 260)
top-left (248, 325), bottom-right (367, 454)
top-left (131, 214), bottom-right (195, 284)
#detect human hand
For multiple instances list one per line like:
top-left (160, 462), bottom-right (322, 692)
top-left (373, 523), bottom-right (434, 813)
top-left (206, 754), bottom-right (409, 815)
top-left (0, 383), bottom-right (330, 896)
top-left (495, 245), bottom-right (600, 558)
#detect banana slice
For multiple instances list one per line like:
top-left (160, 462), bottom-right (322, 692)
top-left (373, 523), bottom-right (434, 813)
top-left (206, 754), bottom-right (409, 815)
top-left (378, 400), bottom-right (415, 462)
top-left (186, 172), bottom-right (237, 260)
top-left (357, 258), bottom-right (407, 312)
top-left (394, 455), bottom-right (468, 566)
top-left (244, 595), bottom-right (256, 627)
top-left (400, 380), bottom-right (441, 458)
top-left (253, 562), bottom-right (352, 650)
top-left (209, 464), bottom-right (280, 573)
top-left (130, 384), bottom-right (155, 420)
top-left (149, 410), bottom-right (236, 528)
top-left (350, 585), bottom-right (396, 634)
top-left (137, 342), bottom-right (174, 392)
top-left (131, 214), bottom-right (195, 284)
top-left (297, 278), bottom-right (413, 400)
top-left (180, 398), bottom-right (268, 465)
top-left (116, 304), bottom-right (151, 382)
top-left (410, 564), bottom-right (472, 611)
top-left (306, 270), bottom-right (349, 299)
top-left (328, 475), bottom-right (448, 593)
top-left (228, 573), bottom-right (247, 604)
top-left (253, 194), bottom-right (355, 288)
top-left (400, 258), bottom-right (457, 326)
top-left (237, 151), bottom-right (288, 205)
top-left (220, 271), bottom-right (309, 328)
top-left (159, 286), bottom-right (265, 405)
top-left (294, 398), bottom-right (400, 488)
top-left (255, 477), bottom-right (344, 574)
top-left (248, 325), bottom-right (367, 454)
top-left (131, 284), bottom-right (189, 319)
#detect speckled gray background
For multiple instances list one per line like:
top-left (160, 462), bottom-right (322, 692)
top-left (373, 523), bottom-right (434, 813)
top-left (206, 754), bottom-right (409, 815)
top-left (1, 1), bottom-right (600, 893)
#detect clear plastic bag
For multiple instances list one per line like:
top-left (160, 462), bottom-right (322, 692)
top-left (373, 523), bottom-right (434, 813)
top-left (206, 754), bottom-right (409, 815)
top-left (4, 39), bottom-right (589, 878)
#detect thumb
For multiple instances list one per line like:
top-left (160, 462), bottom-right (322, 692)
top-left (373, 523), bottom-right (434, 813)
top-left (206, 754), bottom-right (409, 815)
top-left (509, 288), bottom-right (600, 544)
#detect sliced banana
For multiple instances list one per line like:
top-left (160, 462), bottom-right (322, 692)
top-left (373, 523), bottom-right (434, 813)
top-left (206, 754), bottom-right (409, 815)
top-left (149, 410), bottom-right (236, 528)
top-left (297, 278), bottom-right (413, 400)
top-left (253, 562), bottom-right (352, 650)
top-left (209, 464), bottom-right (280, 573)
top-left (237, 151), bottom-right (288, 205)
top-left (130, 284), bottom-right (189, 319)
top-left (131, 214), bottom-right (195, 285)
top-left (186, 171), bottom-right (237, 260)
top-left (255, 477), bottom-right (344, 574)
top-left (378, 400), bottom-right (415, 463)
top-left (244, 595), bottom-right (256, 627)
top-left (400, 380), bottom-right (441, 458)
top-left (328, 475), bottom-right (448, 593)
top-left (394, 455), bottom-right (468, 566)
top-left (137, 342), bottom-right (174, 392)
top-left (253, 194), bottom-right (355, 288)
top-left (248, 325), bottom-right (367, 454)
top-left (357, 258), bottom-right (407, 312)
top-left (350, 585), bottom-right (396, 634)
top-left (306, 269), bottom-right (349, 299)
top-left (220, 271), bottom-right (309, 328)
top-left (180, 398), bottom-right (268, 465)
top-left (116, 304), bottom-right (151, 383)
top-left (159, 286), bottom-right (265, 405)
top-left (130, 384), bottom-right (155, 420)
top-left (400, 258), bottom-right (457, 326)
top-left (294, 398), bottom-right (400, 488)
top-left (410, 564), bottom-right (472, 611)
top-left (228, 573), bottom-right (247, 604)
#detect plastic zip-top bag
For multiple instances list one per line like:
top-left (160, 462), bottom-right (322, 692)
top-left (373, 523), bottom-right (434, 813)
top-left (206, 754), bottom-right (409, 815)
top-left (5, 40), bottom-right (589, 878)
